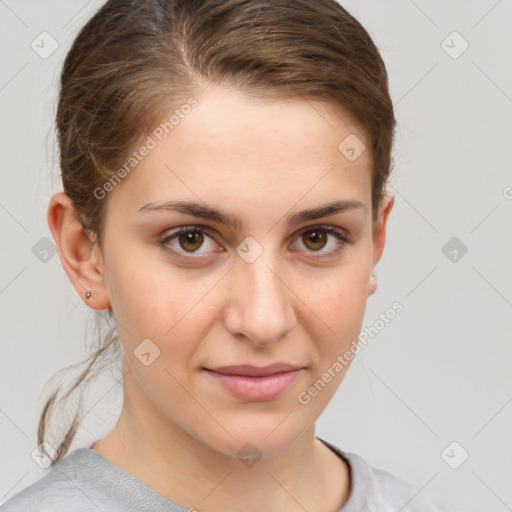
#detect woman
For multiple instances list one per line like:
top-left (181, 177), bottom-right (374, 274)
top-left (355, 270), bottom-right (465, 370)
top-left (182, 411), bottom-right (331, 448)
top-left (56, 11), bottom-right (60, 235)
top-left (1, 0), bottom-right (451, 510)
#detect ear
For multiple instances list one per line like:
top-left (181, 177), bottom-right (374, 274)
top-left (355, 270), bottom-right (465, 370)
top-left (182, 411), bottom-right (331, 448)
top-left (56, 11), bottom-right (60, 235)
top-left (47, 192), bottom-right (111, 310)
top-left (367, 191), bottom-right (394, 297)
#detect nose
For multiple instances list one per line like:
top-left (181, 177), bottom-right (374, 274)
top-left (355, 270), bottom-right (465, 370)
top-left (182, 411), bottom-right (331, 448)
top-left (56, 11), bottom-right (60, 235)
top-left (222, 250), bottom-right (296, 347)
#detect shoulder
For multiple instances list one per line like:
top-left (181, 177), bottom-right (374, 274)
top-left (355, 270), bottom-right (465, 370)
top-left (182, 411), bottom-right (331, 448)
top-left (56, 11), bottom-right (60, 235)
top-left (319, 439), bottom-right (453, 512)
top-left (0, 449), bottom-right (100, 512)
top-left (0, 448), bottom-right (185, 512)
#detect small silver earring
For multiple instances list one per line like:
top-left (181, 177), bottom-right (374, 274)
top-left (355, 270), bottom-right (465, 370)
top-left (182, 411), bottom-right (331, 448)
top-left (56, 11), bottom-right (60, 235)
top-left (85, 289), bottom-right (92, 299)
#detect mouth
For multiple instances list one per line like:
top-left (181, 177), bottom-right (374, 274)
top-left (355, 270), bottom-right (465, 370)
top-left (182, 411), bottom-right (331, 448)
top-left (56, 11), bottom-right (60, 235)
top-left (202, 363), bottom-right (305, 401)
top-left (206, 363), bottom-right (303, 377)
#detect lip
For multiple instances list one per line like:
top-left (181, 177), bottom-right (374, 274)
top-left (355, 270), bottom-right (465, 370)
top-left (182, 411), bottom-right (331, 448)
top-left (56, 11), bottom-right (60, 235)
top-left (208, 363), bottom-right (303, 377)
top-left (203, 364), bottom-right (305, 401)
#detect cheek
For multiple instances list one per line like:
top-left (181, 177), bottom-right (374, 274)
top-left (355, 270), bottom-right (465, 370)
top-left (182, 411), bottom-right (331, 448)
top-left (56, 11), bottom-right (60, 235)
top-left (298, 259), bottom-right (371, 355)
top-left (104, 230), bottom-right (372, 355)
top-left (103, 245), bottom-right (200, 346)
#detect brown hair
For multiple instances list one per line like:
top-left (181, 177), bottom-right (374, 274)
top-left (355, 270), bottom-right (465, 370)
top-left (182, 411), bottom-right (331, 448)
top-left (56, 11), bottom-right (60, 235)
top-left (39, 0), bottom-right (395, 466)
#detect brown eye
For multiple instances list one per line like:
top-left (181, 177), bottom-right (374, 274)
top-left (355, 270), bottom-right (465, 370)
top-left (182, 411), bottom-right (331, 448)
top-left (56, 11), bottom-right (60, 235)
top-left (160, 227), bottom-right (219, 258)
top-left (292, 225), bottom-right (349, 259)
top-left (178, 230), bottom-right (204, 252)
top-left (302, 230), bottom-right (328, 251)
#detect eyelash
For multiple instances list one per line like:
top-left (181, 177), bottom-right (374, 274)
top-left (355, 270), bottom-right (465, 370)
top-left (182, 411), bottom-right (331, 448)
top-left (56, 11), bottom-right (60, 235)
top-left (158, 224), bottom-right (351, 262)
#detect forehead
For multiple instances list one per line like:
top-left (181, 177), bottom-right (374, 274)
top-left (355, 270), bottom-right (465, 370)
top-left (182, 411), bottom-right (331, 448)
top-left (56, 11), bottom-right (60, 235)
top-left (107, 85), bottom-right (372, 220)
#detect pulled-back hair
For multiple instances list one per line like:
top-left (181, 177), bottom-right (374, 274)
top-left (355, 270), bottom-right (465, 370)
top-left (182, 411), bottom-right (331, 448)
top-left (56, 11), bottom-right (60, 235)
top-left (39, 0), bottom-right (395, 466)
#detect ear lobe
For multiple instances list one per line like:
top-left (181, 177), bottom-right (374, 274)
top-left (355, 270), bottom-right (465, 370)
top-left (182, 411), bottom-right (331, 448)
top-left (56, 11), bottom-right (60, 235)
top-left (367, 270), bottom-right (378, 296)
top-left (47, 192), bottom-right (111, 310)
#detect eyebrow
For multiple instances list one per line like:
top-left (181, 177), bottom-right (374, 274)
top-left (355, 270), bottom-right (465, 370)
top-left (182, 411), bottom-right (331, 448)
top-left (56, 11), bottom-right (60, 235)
top-left (137, 199), bottom-right (367, 228)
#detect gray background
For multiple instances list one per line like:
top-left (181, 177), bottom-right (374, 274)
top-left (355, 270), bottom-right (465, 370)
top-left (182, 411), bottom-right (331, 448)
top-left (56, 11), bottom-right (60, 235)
top-left (1, 1), bottom-right (511, 511)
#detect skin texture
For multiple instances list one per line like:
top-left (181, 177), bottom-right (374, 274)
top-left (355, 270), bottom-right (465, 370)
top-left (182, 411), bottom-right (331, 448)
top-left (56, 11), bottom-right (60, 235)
top-left (48, 84), bottom-right (394, 512)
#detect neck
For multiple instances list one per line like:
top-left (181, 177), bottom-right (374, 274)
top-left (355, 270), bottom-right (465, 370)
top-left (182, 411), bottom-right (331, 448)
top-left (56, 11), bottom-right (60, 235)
top-left (91, 363), bottom-right (350, 512)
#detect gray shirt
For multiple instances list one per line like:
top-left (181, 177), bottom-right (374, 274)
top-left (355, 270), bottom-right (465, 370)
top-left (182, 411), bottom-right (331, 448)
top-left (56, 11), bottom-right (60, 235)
top-left (0, 438), bottom-right (452, 511)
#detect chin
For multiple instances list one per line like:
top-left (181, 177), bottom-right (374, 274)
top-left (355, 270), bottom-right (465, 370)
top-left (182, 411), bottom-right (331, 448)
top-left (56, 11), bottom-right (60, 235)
top-left (195, 415), bottom-right (311, 462)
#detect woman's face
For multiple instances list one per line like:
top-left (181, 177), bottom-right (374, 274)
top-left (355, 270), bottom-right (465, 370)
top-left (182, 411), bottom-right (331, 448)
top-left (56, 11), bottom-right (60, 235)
top-left (95, 84), bottom-right (391, 458)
